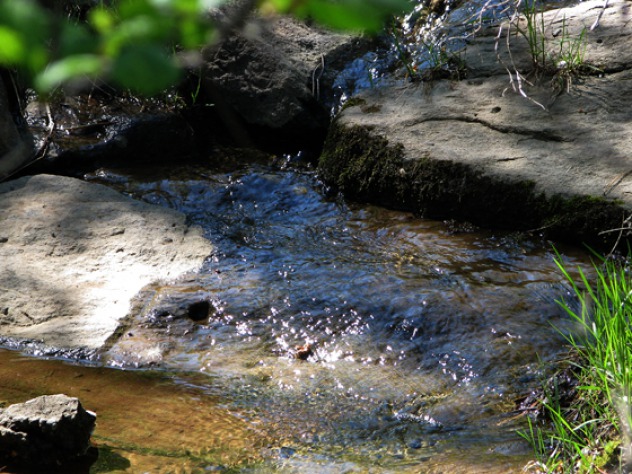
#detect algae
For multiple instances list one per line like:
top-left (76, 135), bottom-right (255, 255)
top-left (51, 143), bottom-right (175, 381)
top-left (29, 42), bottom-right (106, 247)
top-left (319, 121), bottom-right (629, 250)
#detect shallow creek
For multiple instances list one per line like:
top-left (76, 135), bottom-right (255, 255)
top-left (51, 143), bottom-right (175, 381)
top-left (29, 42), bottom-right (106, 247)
top-left (43, 157), bottom-right (587, 473)
top-left (1, 158), bottom-right (594, 473)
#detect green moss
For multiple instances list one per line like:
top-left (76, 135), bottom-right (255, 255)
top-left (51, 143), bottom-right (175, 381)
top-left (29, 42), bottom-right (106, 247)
top-left (360, 103), bottom-right (382, 113)
top-left (339, 97), bottom-right (367, 112)
top-left (318, 121), bottom-right (629, 250)
top-left (541, 194), bottom-right (626, 246)
top-left (594, 440), bottom-right (620, 471)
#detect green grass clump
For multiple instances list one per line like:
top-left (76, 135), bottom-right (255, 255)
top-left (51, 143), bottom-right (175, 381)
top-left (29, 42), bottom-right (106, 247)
top-left (521, 251), bottom-right (632, 473)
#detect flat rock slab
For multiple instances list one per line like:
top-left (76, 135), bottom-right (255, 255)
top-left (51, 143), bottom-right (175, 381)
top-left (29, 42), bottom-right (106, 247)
top-left (0, 174), bottom-right (212, 351)
top-left (335, 69), bottom-right (632, 208)
top-left (319, 0), bottom-right (632, 247)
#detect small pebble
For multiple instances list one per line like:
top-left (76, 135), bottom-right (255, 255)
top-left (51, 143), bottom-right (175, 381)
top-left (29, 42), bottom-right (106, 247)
top-left (279, 446), bottom-right (295, 458)
top-left (408, 439), bottom-right (422, 449)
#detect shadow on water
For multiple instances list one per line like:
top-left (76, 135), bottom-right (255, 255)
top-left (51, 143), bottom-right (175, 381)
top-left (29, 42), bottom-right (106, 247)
top-left (77, 158), bottom-right (592, 472)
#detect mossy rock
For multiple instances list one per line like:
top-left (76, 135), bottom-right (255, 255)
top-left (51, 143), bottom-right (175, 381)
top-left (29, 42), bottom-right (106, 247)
top-left (319, 121), bottom-right (629, 251)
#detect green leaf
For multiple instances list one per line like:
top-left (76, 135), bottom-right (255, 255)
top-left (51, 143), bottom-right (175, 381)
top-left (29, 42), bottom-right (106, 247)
top-left (260, 0), bottom-right (411, 33)
top-left (119, 0), bottom-right (159, 19)
top-left (34, 55), bottom-right (104, 93)
top-left (89, 6), bottom-right (116, 34)
top-left (260, 0), bottom-right (294, 12)
top-left (0, 0), bottom-right (49, 34)
top-left (111, 44), bottom-right (181, 95)
top-left (0, 26), bottom-right (24, 65)
top-left (305, 0), bottom-right (386, 31)
top-left (103, 15), bottom-right (174, 57)
top-left (178, 18), bottom-right (211, 49)
top-left (59, 23), bottom-right (98, 58)
top-left (26, 47), bottom-right (49, 76)
top-left (172, 0), bottom-right (203, 15)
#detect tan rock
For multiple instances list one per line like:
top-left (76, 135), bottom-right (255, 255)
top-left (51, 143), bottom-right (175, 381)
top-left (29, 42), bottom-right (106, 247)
top-left (319, 0), bottom-right (632, 247)
top-left (0, 174), bottom-right (212, 351)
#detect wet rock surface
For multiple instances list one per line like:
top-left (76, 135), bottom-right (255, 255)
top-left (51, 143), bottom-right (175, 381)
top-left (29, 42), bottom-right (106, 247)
top-left (19, 89), bottom-right (206, 180)
top-left (319, 0), bottom-right (632, 248)
top-left (0, 394), bottom-right (96, 468)
top-left (25, 111), bottom-right (199, 178)
top-left (0, 174), bottom-right (212, 352)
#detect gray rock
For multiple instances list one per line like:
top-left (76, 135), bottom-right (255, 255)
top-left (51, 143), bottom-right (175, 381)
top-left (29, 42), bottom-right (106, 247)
top-left (319, 0), bottom-right (632, 248)
top-left (0, 74), bottom-right (33, 181)
top-left (24, 113), bottom-right (199, 177)
top-left (0, 174), bottom-right (212, 352)
top-left (0, 394), bottom-right (96, 467)
top-left (202, 15), bottom-right (373, 148)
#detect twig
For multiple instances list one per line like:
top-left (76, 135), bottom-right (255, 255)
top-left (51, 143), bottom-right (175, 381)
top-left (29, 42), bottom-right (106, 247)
top-left (590, 0), bottom-right (609, 31)
top-left (33, 102), bottom-right (56, 160)
top-left (603, 169), bottom-right (632, 196)
top-left (599, 214), bottom-right (631, 257)
top-left (311, 54), bottom-right (325, 100)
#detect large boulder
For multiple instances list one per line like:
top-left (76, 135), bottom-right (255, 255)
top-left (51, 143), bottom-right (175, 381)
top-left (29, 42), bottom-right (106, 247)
top-left (0, 174), bottom-right (212, 353)
top-left (201, 15), bottom-right (374, 151)
top-left (0, 394), bottom-right (96, 468)
top-left (0, 74), bottom-right (33, 181)
top-left (319, 0), bottom-right (632, 249)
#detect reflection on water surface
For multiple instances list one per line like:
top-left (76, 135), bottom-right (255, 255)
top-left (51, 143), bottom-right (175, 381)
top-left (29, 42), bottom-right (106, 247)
top-left (83, 160), bottom-right (590, 472)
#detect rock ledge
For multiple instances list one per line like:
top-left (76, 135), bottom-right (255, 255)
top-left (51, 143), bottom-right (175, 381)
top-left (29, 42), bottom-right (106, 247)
top-left (319, 0), bottom-right (632, 248)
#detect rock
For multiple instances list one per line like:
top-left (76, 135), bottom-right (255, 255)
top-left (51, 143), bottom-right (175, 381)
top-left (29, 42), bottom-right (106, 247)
top-left (408, 438), bottom-right (422, 449)
top-left (20, 86), bottom-right (203, 179)
top-left (0, 394), bottom-right (96, 468)
top-left (23, 113), bottom-right (199, 178)
top-left (201, 15), bottom-right (374, 150)
top-left (319, 0), bottom-right (632, 249)
top-left (0, 174), bottom-right (212, 352)
top-left (104, 290), bottom-right (217, 367)
top-left (0, 73), bottom-right (33, 181)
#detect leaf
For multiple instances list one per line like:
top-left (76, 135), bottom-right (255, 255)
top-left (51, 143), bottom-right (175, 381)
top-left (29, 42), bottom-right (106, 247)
top-left (303, 0), bottom-right (387, 32)
top-left (59, 23), bottom-right (98, 58)
top-left (34, 55), bottom-right (104, 93)
top-left (111, 44), bottom-right (181, 95)
top-left (0, 26), bottom-right (24, 65)
top-left (103, 15), bottom-right (174, 57)
top-left (178, 18), bottom-right (212, 49)
top-left (119, 0), bottom-right (159, 19)
top-left (260, 0), bottom-right (294, 12)
top-left (89, 6), bottom-right (116, 34)
top-left (260, 0), bottom-right (411, 32)
top-left (172, 0), bottom-right (204, 15)
top-left (0, 0), bottom-right (49, 34)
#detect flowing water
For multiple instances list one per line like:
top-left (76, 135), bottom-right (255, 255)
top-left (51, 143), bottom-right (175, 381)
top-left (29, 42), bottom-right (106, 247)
top-left (56, 156), bottom-right (593, 473)
top-left (5, 1), bottom-right (596, 471)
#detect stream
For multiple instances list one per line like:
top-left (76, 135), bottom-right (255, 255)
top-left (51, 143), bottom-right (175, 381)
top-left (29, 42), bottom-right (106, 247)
top-left (43, 156), bottom-right (590, 473)
top-left (0, 0), bottom-right (600, 471)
